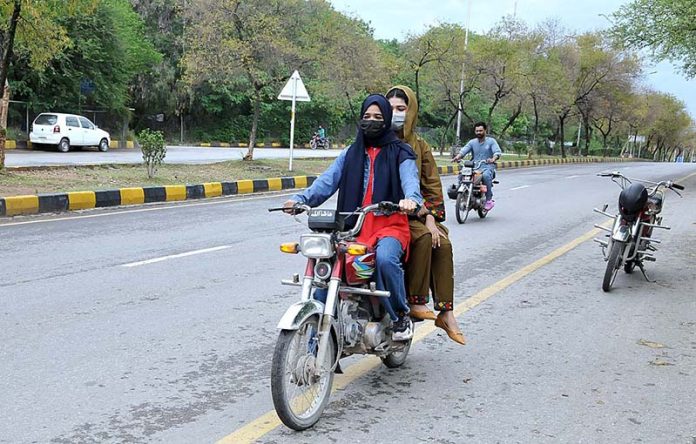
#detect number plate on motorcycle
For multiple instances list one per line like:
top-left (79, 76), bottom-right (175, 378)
top-left (308, 209), bottom-right (345, 231)
top-left (460, 167), bottom-right (472, 175)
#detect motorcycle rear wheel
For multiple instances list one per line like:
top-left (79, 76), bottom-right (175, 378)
top-left (602, 241), bottom-right (624, 292)
top-left (381, 339), bottom-right (412, 368)
top-left (271, 317), bottom-right (335, 430)
top-left (455, 190), bottom-right (471, 224)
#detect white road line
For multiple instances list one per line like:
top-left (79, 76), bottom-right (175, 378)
top-left (0, 192), bottom-right (298, 228)
top-left (565, 175), bottom-right (580, 179)
top-left (121, 245), bottom-right (233, 268)
top-left (509, 185), bottom-right (530, 191)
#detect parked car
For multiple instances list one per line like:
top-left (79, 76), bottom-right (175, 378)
top-left (29, 113), bottom-right (110, 152)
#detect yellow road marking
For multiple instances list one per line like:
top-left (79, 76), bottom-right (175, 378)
top-left (217, 224), bottom-right (608, 444)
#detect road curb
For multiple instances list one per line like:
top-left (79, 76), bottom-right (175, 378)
top-left (435, 156), bottom-right (636, 175)
top-left (0, 156), bottom-right (638, 217)
top-left (0, 176), bottom-right (318, 217)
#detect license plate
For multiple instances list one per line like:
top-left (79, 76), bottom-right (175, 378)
top-left (460, 167), bottom-right (472, 175)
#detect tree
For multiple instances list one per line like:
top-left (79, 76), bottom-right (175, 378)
top-left (0, 0), bottom-right (99, 168)
top-left (610, 0), bottom-right (696, 78)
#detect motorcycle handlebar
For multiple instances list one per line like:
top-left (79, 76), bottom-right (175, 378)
top-left (672, 183), bottom-right (685, 191)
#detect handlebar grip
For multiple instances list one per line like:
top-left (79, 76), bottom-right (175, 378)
top-left (672, 183), bottom-right (685, 191)
top-left (378, 201), bottom-right (401, 212)
top-left (268, 207), bottom-right (286, 212)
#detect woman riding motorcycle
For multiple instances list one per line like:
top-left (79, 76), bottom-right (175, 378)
top-left (386, 85), bottom-right (465, 345)
top-left (284, 94), bottom-right (423, 341)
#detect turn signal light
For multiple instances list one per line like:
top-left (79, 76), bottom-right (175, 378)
top-left (346, 243), bottom-right (367, 255)
top-left (280, 242), bottom-right (300, 254)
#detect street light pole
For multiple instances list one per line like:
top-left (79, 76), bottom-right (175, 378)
top-left (455, 0), bottom-right (472, 146)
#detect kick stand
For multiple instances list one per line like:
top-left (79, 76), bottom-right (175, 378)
top-left (637, 262), bottom-right (656, 283)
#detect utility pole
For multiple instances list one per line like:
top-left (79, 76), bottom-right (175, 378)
top-left (455, 0), bottom-right (472, 146)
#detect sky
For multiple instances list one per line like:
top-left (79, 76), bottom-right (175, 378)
top-left (329, 0), bottom-right (696, 120)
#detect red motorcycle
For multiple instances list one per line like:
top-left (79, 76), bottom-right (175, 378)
top-left (267, 201), bottom-right (412, 430)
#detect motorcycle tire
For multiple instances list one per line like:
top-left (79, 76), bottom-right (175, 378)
top-left (455, 190), bottom-right (471, 224)
top-left (602, 241), bottom-right (624, 292)
top-left (477, 208), bottom-right (488, 219)
top-left (381, 339), bottom-right (412, 368)
top-left (271, 317), bottom-right (335, 431)
top-left (624, 260), bottom-right (636, 274)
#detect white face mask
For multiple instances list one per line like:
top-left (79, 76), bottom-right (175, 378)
top-left (391, 112), bottom-right (407, 130)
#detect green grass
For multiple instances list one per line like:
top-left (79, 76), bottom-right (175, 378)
top-left (0, 158), bottom-right (335, 197)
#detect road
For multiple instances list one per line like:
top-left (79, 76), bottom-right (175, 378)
top-left (5, 146), bottom-right (343, 168)
top-left (1, 162), bottom-right (695, 443)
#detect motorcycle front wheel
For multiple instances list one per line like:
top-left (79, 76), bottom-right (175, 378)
top-left (602, 241), bottom-right (624, 292)
top-left (455, 189), bottom-right (471, 224)
top-left (271, 317), bottom-right (335, 430)
top-left (381, 339), bottom-right (412, 368)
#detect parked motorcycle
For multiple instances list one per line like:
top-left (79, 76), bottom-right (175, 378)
top-left (593, 171), bottom-right (684, 292)
top-left (447, 160), bottom-right (499, 224)
top-left (267, 201), bottom-right (412, 430)
top-left (310, 133), bottom-right (330, 150)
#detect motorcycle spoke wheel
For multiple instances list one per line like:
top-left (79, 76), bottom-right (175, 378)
top-left (455, 190), bottom-right (471, 224)
top-left (271, 317), bottom-right (335, 430)
top-left (602, 242), bottom-right (624, 292)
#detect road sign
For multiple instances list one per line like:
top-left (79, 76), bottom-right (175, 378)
top-left (278, 70), bottom-right (310, 172)
top-left (278, 71), bottom-right (310, 102)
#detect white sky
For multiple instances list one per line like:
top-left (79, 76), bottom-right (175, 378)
top-left (329, 0), bottom-right (696, 119)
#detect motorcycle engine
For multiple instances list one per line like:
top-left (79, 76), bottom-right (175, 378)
top-left (340, 299), bottom-right (369, 351)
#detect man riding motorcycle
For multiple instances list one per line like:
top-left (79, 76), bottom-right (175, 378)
top-left (452, 122), bottom-right (502, 211)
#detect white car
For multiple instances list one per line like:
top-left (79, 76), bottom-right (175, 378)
top-left (29, 112), bottom-right (111, 152)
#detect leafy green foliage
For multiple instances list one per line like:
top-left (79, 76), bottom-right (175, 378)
top-left (138, 128), bottom-right (166, 178)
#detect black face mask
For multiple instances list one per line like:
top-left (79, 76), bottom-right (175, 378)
top-left (360, 119), bottom-right (386, 139)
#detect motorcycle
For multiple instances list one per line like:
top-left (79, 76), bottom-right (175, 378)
top-left (267, 201), bottom-right (413, 430)
top-left (310, 133), bottom-right (330, 150)
top-left (447, 159), bottom-right (499, 224)
top-left (593, 171), bottom-right (684, 292)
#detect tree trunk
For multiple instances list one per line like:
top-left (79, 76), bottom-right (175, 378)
top-left (499, 101), bottom-right (522, 138)
top-left (582, 116), bottom-right (591, 157)
top-left (559, 115), bottom-right (566, 158)
top-left (244, 86), bottom-right (262, 161)
top-left (0, 0), bottom-right (21, 170)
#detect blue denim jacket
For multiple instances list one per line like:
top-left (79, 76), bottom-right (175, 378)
top-left (293, 148), bottom-right (423, 208)
top-left (458, 137), bottom-right (502, 171)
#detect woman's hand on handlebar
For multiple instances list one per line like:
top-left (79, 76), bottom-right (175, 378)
top-left (283, 199), bottom-right (301, 214)
top-left (399, 199), bottom-right (418, 214)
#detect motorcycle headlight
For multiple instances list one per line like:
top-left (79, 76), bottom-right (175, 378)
top-left (299, 234), bottom-right (334, 258)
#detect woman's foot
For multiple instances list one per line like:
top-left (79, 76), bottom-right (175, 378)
top-left (435, 311), bottom-right (466, 345)
top-left (409, 304), bottom-right (436, 321)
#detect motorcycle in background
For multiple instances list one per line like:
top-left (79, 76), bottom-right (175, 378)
top-left (310, 133), bottom-right (330, 150)
top-left (593, 171), bottom-right (684, 292)
top-left (447, 159), bottom-right (499, 224)
top-left (267, 201), bottom-right (413, 430)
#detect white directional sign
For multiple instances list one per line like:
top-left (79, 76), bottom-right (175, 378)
top-left (278, 70), bottom-right (311, 171)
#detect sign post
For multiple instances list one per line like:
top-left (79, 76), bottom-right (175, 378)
top-left (278, 70), bottom-right (310, 171)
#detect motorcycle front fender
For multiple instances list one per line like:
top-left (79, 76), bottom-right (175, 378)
top-left (277, 299), bottom-right (325, 330)
top-left (612, 224), bottom-right (631, 242)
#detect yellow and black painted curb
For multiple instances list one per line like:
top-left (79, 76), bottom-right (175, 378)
top-left (0, 176), bottom-right (318, 217)
top-left (435, 156), bottom-right (636, 175)
top-left (4, 140), bottom-right (135, 150)
top-left (5, 140), bottom-right (348, 150)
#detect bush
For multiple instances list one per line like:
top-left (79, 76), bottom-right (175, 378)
top-left (512, 141), bottom-right (527, 157)
top-left (138, 129), bottom-right (166, 178)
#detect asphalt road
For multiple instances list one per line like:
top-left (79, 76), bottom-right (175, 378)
top-left (1, 162), bottom-right (695, 443)
top-left (4, 146), bottom-right (342, 167)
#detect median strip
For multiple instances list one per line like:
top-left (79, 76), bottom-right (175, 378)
top-left (0, 156), bottom-right (635, 217)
